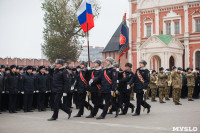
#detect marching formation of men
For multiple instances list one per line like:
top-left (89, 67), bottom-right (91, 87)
top-left (0, 57), bottom-right (200, 121)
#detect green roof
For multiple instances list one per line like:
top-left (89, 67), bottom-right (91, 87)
top-left (157, 34), bottom-right (174, 45)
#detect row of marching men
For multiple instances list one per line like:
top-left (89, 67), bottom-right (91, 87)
top-left (0, 57), bottom-right (151, 120)
top-left (47, 58), bottom-right (151, 121)
top-left (144, 66), bottom-right (200, 105)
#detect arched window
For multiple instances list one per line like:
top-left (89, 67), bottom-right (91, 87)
top-left (195, 51), bottom-right (200, 68)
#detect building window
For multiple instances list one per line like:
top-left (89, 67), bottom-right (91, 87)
top-left (166, 23), bottom-right (171, 35)
top-left (174, 22), bottom-right (180, 34)
top-left (195, 51), bottom-right (200, 68)
top-left (195, 19), bottom-right (200, 32)
top-left (146, 25), bottom-right (151, 37)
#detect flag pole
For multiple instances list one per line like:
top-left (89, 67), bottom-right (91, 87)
top-left (87, 23), bottom-right (91, 67)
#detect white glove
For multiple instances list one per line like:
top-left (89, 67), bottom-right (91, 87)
top-left (116, 90), bottom-right (119, 94)
top-left (63, 93), bottom-right (67, 96)
top-left (36, 90), bottom-right (39, 93)
top-left (116, 68), bottom-right (119, 72)
top-left (117, 80), bottom-right (119, 84)
top-left (111, 91), bottom-right (114, 96)
top-left (87, 67), bottom-right (91, 70)
top-left (71, 86), bottom-right (74, 91)
top-left (45, 91), bottom-right (48, 93)
top-left (127, 85), bottom-right (131, 90)
top-left (2, 91), bottom-right (5, 94)
top-left (89, 79), bottom-right (93, 86)
top-left (21, 92), bottom-right (24, 94)
top-left (154, 81), bottom-right (157, 84)
top-left (33, 91), bottom-right (36, 93)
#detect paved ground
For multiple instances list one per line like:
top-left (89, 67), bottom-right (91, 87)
top-left (0, 98), bottom-right (200, 133)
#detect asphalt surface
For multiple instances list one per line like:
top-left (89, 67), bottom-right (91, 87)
top-left (0, 98), bottom-right (200, 133)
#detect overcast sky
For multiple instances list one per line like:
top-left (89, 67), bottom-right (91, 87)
top-left (0, 0), bottom-right (129, 59)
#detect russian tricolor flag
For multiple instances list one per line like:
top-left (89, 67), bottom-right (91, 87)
top-left (77, 0), bottom-right (94, 33)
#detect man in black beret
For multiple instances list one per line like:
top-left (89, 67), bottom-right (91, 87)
top-left (0, 65), bottom-right (5, 113)
top-left (48, 59), bottom-right (72, 121)
top-left (5, 65), bottom-right (20, 113)
top-left (35, 66), bottom-right (48, 111)
top-left (128, 60), bottom-right (151, 116)
top-left (21, 65), bottom-right (36, 112)
top-left (74, 61), bottom-right (93, 118)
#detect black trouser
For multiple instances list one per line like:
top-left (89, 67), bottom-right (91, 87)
top-left (2, 93), bottom-right (9, 111)
top-left (73, 91), bottom-right (79, 109)
top-left (66, 93), bottom-right (73, 108)
top-left (121, 92), bottom-right (134, 114)
top-left (37, 92), bottom-right (45, 110)
top-left (16, 93), bottom-right (21, 110)
top-left (52, 93), bottom-right (71, 119)
top-left (136, 92), bottom-right (150, 115)
top-left (50, 92), bottom-right (55, 110)
top-left (9, 93), bottom-right (17, 112)
top-left (100, 93), bottom-right (111, 117)
top-left (91, 92), bottom-right (104, 116)
top-left (193, 84), bottom-right (200, 98)
top-left (77, 92), bottom-right (92, 115)
top-left (45, 92), bottom-right (50, 108)
top-left (23, 93), bottom-right (33, 111)
top-left (0, 93), bottom-right (2, 112)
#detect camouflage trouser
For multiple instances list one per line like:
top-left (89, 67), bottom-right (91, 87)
top-left (159, 88), bottom-right (165, 102)
top-left (165, 86), bottom-right (170, 99)
top-left (151, 88), bottom-right (157, 101)
top-left (188, 87), bottom-right (194, 100)
top-left (173, 88), bottom-right (181, 104)
top-left (130, 88), bottom-right (134, 100)
top-left (145, 86), bottom-right (150, 99)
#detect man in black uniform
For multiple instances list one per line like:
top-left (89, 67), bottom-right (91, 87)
top-left (5, 65), bottom-right (20, 113)
top-left (0, 65), bottom-right (5, 113)
top-left (36, 66), bottom-right (48, 111)
top-left (48, 59), bottom-right (72, 121)
top-left (74, 61), bottom-right (93, 117)
top-left (86, 60), bottom-right (104, 118)
top-left (22, 66), bottom-right (36, 112)
top-left (117, 63), bottom-right (135, 115)
top-left (96, 57), bottom-right (117, 119)
top-left (128, 60), bottom-right (151, 116)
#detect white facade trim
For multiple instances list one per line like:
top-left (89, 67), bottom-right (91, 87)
top-left (143, 17), bottom-right (153, 37)
top-left (192, 10), bottom-right (200, 33)
top-left (163, 10), bottom-right (182, 35)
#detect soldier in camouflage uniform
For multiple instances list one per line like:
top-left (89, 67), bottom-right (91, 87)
top-left (158, 67), bottom-right (167, 103)
top-left (171, 66), bottom-right (177, 102)
top-left (171, 67), bottom-right (182, 105)
top-left (186, 67), bottom-right (196, 101)
top-left (149, 70), bottom-right (157, 102)
top-left (165, 69), bottom-right (171, 100)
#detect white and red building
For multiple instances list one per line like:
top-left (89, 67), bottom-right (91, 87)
top-left (128, 0), bottom-right (200, 71)
top-left (103, 0), bottom-right (200, 71)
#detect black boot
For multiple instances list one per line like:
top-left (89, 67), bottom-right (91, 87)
top-left (96, 115), bottom-right (105, 119)
top-left (131, 105), bottom-right (135, 113)
top-left (74, 113), bottom-right (81, 117)
top-left (86, 114), bottom-right (94, 118)
top-left (132, 113), bottom-right (140, 116)
top-left (48, 117), bottom-right (57, 121)
top-left (147, 105), bottom-right (151, 114)
top-left (68, 109), bottom-right (72, 119)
